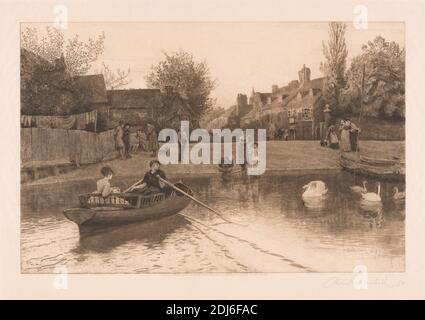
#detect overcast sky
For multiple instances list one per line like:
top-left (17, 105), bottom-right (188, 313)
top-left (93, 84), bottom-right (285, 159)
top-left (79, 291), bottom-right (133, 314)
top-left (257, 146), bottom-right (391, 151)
top-left (23, 22), bottom-right (404, 108)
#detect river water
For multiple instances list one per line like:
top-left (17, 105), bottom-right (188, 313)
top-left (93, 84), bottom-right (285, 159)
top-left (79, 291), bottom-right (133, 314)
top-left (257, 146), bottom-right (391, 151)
top-left (21, 170), bottom-right (405, 273)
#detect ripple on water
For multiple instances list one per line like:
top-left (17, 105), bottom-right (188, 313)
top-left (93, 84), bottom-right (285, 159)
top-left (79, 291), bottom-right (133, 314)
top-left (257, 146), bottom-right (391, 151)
top-left (21, 171), bottom-right (405, 273)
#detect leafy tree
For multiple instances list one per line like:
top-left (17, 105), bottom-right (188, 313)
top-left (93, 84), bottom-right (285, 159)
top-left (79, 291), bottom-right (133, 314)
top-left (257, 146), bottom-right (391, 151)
top-left (145, 50), bottom-right (217, 122)
top-left (342, 36), bottom-right (405, 119)
top-left (21, 55), bottom-right (92, 116)
top-left (320, 22), bottom-right (348, 112)
top-left (21, 26), bottom-right (105, 76)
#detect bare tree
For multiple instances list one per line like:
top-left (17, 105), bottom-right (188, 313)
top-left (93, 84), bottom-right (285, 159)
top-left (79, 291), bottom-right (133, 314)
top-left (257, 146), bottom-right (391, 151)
top-left (95, 63), bottom-right (131, 90)
top-left (320, 22), bottom-right (348, 112)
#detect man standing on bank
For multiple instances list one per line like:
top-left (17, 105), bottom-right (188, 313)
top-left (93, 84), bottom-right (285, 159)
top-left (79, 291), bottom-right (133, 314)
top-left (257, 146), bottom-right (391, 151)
top-left (114, 120), bottom-right (125, 160)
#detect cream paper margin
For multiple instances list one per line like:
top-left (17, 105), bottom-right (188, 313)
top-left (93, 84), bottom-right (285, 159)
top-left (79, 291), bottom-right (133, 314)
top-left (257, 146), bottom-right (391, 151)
top-left (0, 0), bottom-right (424, 299)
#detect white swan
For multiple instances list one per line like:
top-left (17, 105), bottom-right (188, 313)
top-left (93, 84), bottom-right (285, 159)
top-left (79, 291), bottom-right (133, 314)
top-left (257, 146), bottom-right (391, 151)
top-left (350, 180), bottom-right (368, 194)
top-left (393, 187), bottom-right (405, 200)
top-left (361, 182), bottom-right (381, 202)
top-left (302, 181), bottom-right (328, 199)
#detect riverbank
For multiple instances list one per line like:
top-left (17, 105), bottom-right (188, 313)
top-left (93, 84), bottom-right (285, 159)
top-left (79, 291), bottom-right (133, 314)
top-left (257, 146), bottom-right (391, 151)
top-left (22, 140), bottom-right (405, 187)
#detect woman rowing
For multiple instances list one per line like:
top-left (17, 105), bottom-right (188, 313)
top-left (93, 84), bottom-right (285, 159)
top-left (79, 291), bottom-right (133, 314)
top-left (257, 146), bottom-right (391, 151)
top-left (129, 160), bottom-right (168, 195)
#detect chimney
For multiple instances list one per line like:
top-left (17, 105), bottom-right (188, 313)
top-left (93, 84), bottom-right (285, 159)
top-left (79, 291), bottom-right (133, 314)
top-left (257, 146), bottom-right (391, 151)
top-left (272, 85), bottom-right (278, 93)
top-left (298, 64), bottom-right (311, 85)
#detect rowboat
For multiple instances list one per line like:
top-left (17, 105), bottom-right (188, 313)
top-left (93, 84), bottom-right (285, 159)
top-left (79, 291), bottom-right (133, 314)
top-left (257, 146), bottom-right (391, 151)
top-left (63, 182), bottom-right (192, 231)
top-left (340, 152), bottom-right (405, 181)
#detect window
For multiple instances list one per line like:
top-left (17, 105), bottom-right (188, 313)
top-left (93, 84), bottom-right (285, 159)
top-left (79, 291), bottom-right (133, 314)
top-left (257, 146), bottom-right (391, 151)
top-left (302, 108), bottom-right (311, 120)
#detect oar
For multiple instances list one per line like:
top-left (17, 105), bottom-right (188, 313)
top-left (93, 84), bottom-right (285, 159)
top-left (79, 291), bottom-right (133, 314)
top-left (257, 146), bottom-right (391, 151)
top-left (123, 177), bottom-right (145, 193)
top-left (158, 176), bottom-right (242, 225)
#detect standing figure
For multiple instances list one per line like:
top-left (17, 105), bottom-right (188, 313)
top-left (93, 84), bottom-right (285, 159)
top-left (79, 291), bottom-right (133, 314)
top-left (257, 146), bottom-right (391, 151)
top-left (348, 119), bottom-right (361, 151)
top-left (146, 123), bottom-right (159, 157)
top-left (136, 129), bottom-right (147, 152)
top-left (339, 120), bottom-right (351, 152)
top-left (122, 123), bottom-right (132, 159)
top-left (114, 120), bottom-right (125, 160)
top-left (325, 125), bottom-right (339, 149)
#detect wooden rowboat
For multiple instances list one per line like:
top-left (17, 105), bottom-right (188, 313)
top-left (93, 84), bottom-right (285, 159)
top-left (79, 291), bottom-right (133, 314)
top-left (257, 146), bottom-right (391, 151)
top-left (340, 152), bottom-right (405, 181)
top-left (63, 182), bottom-right (192, 231)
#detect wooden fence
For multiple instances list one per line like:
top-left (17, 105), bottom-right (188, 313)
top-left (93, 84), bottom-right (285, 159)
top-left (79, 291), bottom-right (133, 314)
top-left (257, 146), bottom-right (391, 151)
top-left (21, 128), bottom-right (116, 168)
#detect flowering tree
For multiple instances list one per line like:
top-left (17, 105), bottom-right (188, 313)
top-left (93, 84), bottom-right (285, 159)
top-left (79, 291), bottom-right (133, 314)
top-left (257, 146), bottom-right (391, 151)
top-left (21, 26), bottom-right (105, 76)
top-left (320, 22), bottom-right (348, 112)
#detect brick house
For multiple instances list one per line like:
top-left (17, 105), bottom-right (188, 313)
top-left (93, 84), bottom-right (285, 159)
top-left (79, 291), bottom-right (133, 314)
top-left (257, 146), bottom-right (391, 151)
top-left (106, 87), bottom-right (196, 130)
top-left (241, 65), bottom-right (326, 140)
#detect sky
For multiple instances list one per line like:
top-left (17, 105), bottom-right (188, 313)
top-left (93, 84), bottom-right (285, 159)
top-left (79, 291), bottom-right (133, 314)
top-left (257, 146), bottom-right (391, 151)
top-left (22, 22), bottom-right (404, 108)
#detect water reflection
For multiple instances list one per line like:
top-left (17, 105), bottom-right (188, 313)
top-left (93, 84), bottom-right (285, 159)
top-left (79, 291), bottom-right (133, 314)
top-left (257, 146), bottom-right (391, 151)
top-left (75, 215), bottom-right (189, 253)
top-left (21, 170), bottom-right (405, 273)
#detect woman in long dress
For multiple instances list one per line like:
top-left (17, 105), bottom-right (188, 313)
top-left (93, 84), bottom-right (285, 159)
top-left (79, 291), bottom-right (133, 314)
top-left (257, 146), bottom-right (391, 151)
top-left (146, 123), bottom-right (159, 157)
top-left (339, 120), bottom-right (351, 152)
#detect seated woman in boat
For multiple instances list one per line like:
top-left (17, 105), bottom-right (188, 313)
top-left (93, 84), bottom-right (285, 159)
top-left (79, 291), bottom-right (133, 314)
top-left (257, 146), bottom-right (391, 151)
top-left (94, 166), bottom-right (120, 197)
top-left (131, 160), bottom-right (168, 195)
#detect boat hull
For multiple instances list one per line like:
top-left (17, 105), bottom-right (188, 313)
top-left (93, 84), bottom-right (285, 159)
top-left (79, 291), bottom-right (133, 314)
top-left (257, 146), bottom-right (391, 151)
top-left (64, 194), bottom-right (191, 230)
top-left (340, 152), bottom-right (405, 181)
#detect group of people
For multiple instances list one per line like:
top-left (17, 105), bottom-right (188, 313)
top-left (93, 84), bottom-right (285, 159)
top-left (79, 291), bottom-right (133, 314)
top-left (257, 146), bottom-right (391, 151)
top-left (113, 121), bottom-right (159, 160)
top-left (324, 119), bottom-right (361, 152)
top-left (95, 160), bottom-right (168, 198)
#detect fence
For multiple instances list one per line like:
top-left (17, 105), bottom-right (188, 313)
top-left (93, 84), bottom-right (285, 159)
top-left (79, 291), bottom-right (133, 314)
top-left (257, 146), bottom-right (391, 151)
top-left (21, 127), bottom-right (116, 168)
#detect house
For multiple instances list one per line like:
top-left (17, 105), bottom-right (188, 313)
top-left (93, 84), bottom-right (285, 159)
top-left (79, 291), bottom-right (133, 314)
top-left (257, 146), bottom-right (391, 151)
top-left (242, 65), bottom-right (326, 140)
top-left (106, 86), bottom-right (196, 130)
top-left (73, 74), bottom-right (109, 109)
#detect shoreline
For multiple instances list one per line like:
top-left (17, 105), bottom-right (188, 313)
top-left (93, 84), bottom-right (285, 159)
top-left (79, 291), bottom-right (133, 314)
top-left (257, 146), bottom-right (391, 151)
top-left (21, 166), bottom-right (343, 188)
top-left (21, 140), bottom-right (404, 188)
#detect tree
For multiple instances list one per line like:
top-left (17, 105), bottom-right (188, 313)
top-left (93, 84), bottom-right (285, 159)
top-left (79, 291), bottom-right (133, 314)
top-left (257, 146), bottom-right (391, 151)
top-left (21, 26), bottom-right (105, 76)
top-left (95, 62), bottom-right (131, 89)
top-left (320, 22), bottom-right (348, 113)
top-left (145, 50), bottom-right (217, 122)
top-left (342, 36), bottom-right (405, 119)
top-left (20, 52), bottom-right (92, 116)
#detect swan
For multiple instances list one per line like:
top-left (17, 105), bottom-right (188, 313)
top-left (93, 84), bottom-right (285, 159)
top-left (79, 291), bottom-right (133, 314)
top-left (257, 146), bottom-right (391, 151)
top-left (361, 182), bottom-right (381, 202)
top-left (350, 180), bottom-right (368, 194)
top-left (393, 187), bottom-right (405, 200)
top-left (302, 181), bottom-right (328, 199)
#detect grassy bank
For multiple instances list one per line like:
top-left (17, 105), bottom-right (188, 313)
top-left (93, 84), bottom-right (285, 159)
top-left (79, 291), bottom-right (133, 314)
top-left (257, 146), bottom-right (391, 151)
top-left (22, 140), bottom-right (405, 187)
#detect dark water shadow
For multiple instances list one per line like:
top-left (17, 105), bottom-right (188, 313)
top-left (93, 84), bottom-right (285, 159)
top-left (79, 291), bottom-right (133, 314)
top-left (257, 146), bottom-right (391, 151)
top-left (73, 214), bottom-right (189, 253)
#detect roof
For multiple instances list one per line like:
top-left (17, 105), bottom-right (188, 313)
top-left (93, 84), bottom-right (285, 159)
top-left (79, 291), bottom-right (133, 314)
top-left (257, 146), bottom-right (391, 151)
top-left (241, 109), bottom-right (256, 122)
top-left (107, 88), bottom-right (162, 109)
top-left (73, 74), bottom-right (108, 104)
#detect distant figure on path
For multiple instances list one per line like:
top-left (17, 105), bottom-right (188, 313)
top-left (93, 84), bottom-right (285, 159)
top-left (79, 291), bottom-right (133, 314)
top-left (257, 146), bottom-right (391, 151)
top-left (147, 123), bottom-right (159, 157)
top-left (136, 129), bottom-right (147, 152)
top-left (339, 120), bottom-right (351, 152)
top-left (268, 122), bottom-right (276, 140)
top-left (283, 129), bottom-right (289, 141)
top-left (325, 125), bottom-right (339, 149)
top-left (122, 123), bottom-right (132, 159)
top-left (247, 142), bottom-right (259, 167)
top-left (348, 119), bottom-right (361, 151)
top-left (114, 121), bottom-right (125, 160)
